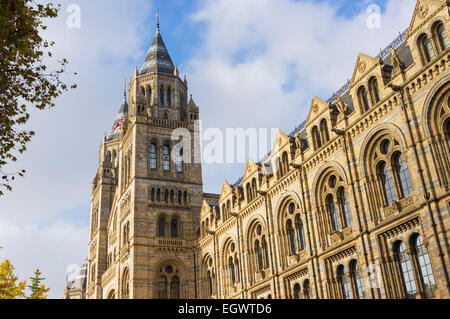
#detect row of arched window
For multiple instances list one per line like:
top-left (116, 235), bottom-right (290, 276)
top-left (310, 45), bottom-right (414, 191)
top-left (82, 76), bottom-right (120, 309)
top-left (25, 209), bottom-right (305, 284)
top-left (150, 143), bottom-right (183, 172)
top-left (141, 85), bottom-right (183, 107)
top-left (335, 260), bottom-right (366, 299)
top-left (150, 188), bottom-right (189, 205)
top-left (157, 265), bottom-right (180, 299)
top-left (245, 178), bottom-right (258, 203)
top-left (419, 22), bottom-right (449, 65)
top-left (311, 119), bottom-right (330, 151)
top-left (358, 76), bottom-right (381, 113)
top-left (293, 280), bottom-right (311, 299)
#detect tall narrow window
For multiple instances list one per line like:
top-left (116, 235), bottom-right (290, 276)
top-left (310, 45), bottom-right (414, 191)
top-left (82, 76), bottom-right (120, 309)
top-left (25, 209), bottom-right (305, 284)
top-left (293, 284), bottom-right (301, 299)
top-left (170, 276), bottom-right (180, 299)
top-left (320, 119), bottom-right (330, 143)
top-left (157, 188), bottom-right (161, 202)
top-left (326, 195), bottom-right (340, 231)
top-left (158, 217), bottom-right (166, 237)
top-left (151, 188), bottom-right (155, 202)
top-left (162, 145), bottom-right (170, 171)
top-left (379, 161), bottom-right (396, 206)
top-left (175, 148), bottom-right (183, 172)
top-left (415, 235), bottom-right (437, 298)
top-left (171, 218), bottom-right (178, 238)
top-left (437, 23), bottom-right (449, 50)
top-left (295, 214), bottom-right (306, 250)
top-left (422, 36), bottom-right (436, 63)
top-left (207, 270), bottom-right (213, 297)
top-left (158, 276), bottom-right (168, 299)
top-left (255, 240), bottom-right (263, 271)
top-left (167, 87), bottom-right (172, 106)
top-left (235, 258), bottom-right (240, 283)
top-left (312, 126), bottom-right (322, 150)
top-left (282, 152), bottom-right (289, 176)
top-left (178, 191), bottom-right (182, 205)
top-left (369, 78), bottom-right (380, 104)
top-left (351, 261), bottom-right (366, 299)
top-left (359, 87), bottom-right (370, 112)
top-left (184, 191), bottom-right (188, 205)
top-left (303, 280), bottom-right (311, 299)
top-left (396, 242), bottom-right (417, 299)
top-left (164, 189), bottom-right (169, 203)
top-left (394, 153), bottom-right (413, 198)
top-left (229, 257), bottom-right (236, 285)
top-left (262, 237), bottom-right (269, 269)
top-left (338, 265), bottom-right (352, 299)
top-left (170, 190), bottom-right (174, 203)
top-left (252, 179), bottom-right (257, 200)
top-left (246, 183), bottom-right (253, 202)
top-left (159, 87), bottom-right (165, 105)
top-left (338, 188), bottom-right (352, 227)
top-left (286, 219), bottom-right (298, 254)
top-left (122, 269), bottom-right (129, 299)
top-left (150, 143), bottom-right (157, 170)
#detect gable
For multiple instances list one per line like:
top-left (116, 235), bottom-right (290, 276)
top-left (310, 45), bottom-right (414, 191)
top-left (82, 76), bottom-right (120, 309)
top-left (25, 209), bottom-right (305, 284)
top-left (219, 180), bottom-right (233, 202)
top-left (408, 0), bottom-right (446, 37)
top-left (350, 53), bottom-right (381, 89)
top-left (270, 130), bottom-right (291, 157)
top-left (305, 96), bottom-right (331, 126)
top-left (242, 158), bottom-right (259, 182)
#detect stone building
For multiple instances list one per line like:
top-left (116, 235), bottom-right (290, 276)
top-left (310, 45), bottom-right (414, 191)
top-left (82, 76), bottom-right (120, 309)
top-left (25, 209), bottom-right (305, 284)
top-left (85, 0), bottom-right (450, 299)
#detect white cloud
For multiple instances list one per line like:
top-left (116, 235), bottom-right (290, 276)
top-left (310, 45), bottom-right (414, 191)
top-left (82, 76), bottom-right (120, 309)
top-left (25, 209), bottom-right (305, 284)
top-left (0, 218), bottom-right (89, 299)
top-left (187, 0), bottom-right (415, 192)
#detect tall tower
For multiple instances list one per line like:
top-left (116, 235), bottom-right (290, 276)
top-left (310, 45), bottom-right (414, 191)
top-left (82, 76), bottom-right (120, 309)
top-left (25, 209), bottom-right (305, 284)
top-left (86, 18), bottom-right (203, 299)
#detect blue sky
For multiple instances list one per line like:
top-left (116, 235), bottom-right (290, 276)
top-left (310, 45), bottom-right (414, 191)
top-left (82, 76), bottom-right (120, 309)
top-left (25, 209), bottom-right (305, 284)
top-left (0, 0), bottom-right (416, 298)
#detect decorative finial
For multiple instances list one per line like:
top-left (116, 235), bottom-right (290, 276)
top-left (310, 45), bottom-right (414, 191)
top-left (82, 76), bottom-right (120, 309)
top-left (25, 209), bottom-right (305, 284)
top-left (156, 11), bottom-right (160, 31)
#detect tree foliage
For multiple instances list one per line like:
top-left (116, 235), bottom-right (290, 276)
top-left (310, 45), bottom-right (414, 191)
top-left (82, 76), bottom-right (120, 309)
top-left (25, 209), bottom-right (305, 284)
top-left (28, 268), bottom-right (50, 299)
top-left (0, 259), bottom-right (26, 299)
top-left (0, 0), bottom-right (77, 195)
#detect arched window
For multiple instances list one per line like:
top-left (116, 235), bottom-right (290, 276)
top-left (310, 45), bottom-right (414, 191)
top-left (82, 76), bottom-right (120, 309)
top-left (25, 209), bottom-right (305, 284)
top-left (378, 161), bottom-right (396, 206)
top-left (320, 119), bottom-right (330, 143)
top-left (151, 188), bottom-right (155, 202)
top-left (262, 237), bottom-right (269, 269)
top-left (421, 35), bottom-right (436, 63)
top-left (157, 188), bottom-right (161, 202)
top-left (178, 191), bottom-right (182, 205)
top-left (235, 258), bottom-right (240, 283)
top-left (337, 265), bottom-right (352, 299)
top-left (184, 191), bottom-right (188, 205)
top-left (122, 269), bottom-right (129, 299)
top-left (158, 217), bottom-right (166, 237)
top-left (338, 188), bottom-right (352, 228)
top-left (303, 280), bottom-right (311, 299)
top-left (326, 194), bottom-right (340, 231)
top-left (396, 241), bottom-right (417, 299)
top-left (436, 23), bottom-right (449, 50)
top-left (229, 256), bottom-right (236, 285)
top-left (369, 77), bottom-right (380, 104)
top-left (150, 143), bottom-right (157, 170)
top-left (282, 152), bottom-right (289, 176)
top-left (359, 87), bottom-right (370, 112)
top-left (255, 240), bottom-right (263, 271)
top-left (207, 270), bottom-right (213, 297)
top-left (393, 153), bottom-right (413, 198)
top-left (312, 126), bottom-right (322, 150)
top-left (293, 283), bottom-right (301, 299)
top-left (170, 218), bottom-right (178, 238)
top-left (162, 145), bottom-right (170, 171)
top-left (175, 148), bottom-right (183, 172)
top-left (295, 214), bottom-right (306, 250)
top-left (251, 178), bottom-right (257, 200)
top-left (170, 190), bottom-right (174, 203)
top-left (159, 87), bottom-right (165, 105)
top-left (350, 261), bottom-right (366, 299)
top-left (170, 276), bottom-right (179, 299)
top-left (164, 189), bottom-right (169, 203)
top-left (167, 87), bottom-right (172, 106)
top-left (414, 235), bottom-right (437, 298)
top-left (286, 219), bottom-right (298, 254)
top-left (246, 183), bottom-right (253, 202)
top-left (158, 276), bottom-right (168, 299)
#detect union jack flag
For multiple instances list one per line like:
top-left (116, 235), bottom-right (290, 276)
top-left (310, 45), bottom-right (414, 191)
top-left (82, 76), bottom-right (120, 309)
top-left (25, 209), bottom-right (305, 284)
top-left (111, 117), bottom-right (124, 133)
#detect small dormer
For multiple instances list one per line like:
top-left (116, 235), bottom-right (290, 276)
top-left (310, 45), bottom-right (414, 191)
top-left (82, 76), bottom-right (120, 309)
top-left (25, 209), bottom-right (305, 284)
top-left (304, 97), bottom-right (336, 152)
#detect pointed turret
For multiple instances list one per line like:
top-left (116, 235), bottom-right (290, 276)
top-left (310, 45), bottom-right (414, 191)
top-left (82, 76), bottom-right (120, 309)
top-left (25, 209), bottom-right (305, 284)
top-left (140, 18), bottom-right (175, 76)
